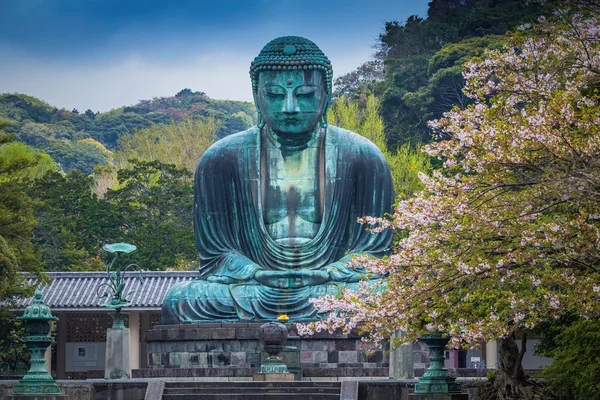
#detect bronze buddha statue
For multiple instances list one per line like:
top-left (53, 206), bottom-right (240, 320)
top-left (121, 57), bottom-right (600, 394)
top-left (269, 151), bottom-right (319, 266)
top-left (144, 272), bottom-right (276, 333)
top-left (162, 36), bottom-right (393, 323)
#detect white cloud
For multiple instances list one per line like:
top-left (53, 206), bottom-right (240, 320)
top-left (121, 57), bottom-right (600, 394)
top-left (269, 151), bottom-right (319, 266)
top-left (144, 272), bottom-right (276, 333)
top-left (0, 42), bottom-right (372, 112)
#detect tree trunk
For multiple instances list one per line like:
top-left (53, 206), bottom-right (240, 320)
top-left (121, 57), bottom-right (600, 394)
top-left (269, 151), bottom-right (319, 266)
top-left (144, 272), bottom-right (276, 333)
top-left (479, 332), bottom-right (553, 400)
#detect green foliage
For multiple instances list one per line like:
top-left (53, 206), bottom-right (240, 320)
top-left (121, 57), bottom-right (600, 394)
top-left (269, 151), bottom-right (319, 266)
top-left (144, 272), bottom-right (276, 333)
top-left (22, 157), bottom-right (196, 272)
top-left (116, 89), bottom-right (255, 142)
top-left (0, 310), bottom-right (29, 373)
top-left (105, 160), bottom-right (196, 270)
top-left (533, 313), bottom-right (580, 358)
top-left (28, 159), bottom-right (196, 272)
top-left (0, 134), bottom-right (43, 303)
top-left (29, 171), bottom-right (117, 271)
top-left (16, 121), bottom-right (110, 174)
top-left (486, 369), bottom-right (498, 385)
top-left (386, 143), bottom-right (432, 199)
top-left (541, 319), bottom-right (600, 400)
top-left (0, 142), bottom-right (57, 180)
top-left (0, 94), bottom-right (55, 124)
top-left (115, 118), bottom-right (217, 172)
top-left (337, 0), bottom-right (542, 146)
top-left (329, 95), bottom-right (431, 197)
top-left (333, 61), bottom-right (383, 99)
top-left (0, 90), bottom-right (256, 174)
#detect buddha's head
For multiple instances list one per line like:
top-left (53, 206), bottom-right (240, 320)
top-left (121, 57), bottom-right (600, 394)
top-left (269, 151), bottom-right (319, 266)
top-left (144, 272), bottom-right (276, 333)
top-left (250, 36), bottom-right (333, 137)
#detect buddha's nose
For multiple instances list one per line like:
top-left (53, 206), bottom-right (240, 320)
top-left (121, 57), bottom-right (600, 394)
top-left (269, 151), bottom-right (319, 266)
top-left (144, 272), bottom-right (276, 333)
top-left (283, 93), bottom-right (300, 114)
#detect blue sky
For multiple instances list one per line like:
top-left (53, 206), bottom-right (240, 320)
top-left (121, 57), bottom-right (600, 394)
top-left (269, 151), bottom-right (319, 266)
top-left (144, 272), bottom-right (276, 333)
top-left (0, 0), bottom-right (429, 111)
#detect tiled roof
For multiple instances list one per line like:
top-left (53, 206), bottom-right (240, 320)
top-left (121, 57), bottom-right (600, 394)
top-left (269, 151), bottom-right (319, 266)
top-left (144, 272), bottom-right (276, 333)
top-left (16, 271), bottom-right (197, 310)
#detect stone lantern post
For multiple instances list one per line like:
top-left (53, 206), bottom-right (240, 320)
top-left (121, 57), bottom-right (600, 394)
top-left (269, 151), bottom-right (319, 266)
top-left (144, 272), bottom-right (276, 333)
top-left (9, 290), bottom-right (66, 399)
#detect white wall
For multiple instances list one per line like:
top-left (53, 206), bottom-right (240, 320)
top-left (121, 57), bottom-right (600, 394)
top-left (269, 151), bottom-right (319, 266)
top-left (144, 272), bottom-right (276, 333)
top-left (65, 342), bottom-right (105, 372)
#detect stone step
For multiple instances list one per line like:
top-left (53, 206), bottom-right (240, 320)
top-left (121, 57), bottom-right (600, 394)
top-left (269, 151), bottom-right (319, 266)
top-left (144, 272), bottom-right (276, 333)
top-left (164, 387), bottom-right (341, 394)
top-left (164, 381), bottom-right (341, 388)
top-left (163, 394), bottom-right (340, 400)
top-left (161, 381), bottom-right (342, 400)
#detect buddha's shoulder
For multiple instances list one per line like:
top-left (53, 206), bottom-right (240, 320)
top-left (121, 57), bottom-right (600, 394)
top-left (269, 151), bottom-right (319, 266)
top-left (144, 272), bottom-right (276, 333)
top-left (328, 125), bottom-right (387, 162)
top-left (195, 127), bottom-right (259, 174)
top-left (201, 127), bottom-right (259, 157)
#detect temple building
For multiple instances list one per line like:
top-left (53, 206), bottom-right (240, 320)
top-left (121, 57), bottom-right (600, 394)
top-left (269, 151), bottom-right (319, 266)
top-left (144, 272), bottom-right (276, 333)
top-left (12, 271), bottom-right (195, 379)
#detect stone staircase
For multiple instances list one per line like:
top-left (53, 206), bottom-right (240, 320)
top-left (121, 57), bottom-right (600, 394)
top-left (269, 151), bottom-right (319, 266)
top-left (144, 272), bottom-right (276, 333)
top-left (162, 381), bottom-right (342, 400)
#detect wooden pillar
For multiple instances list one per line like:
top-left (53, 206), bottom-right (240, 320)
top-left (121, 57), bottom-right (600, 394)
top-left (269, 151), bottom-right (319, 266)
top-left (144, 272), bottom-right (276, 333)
top-left (139, 311), bottom-right (151, 369)
top-left (55, 312), bottom-right (67, 379)
top-left (128, 311), bottom-right (140, 370)
top-left (485, 340), bottom-right (498, 369)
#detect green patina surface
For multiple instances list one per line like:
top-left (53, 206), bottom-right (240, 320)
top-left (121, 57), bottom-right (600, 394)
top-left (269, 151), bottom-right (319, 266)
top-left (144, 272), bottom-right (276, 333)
top-left (12, 291), bottom-right (62, 397)
top-left (162, 36), bottom-right (394, 323)
top-left (99, 243), bottom-right (143, 327)
top-left (414, 333), bottom-right (463, 395)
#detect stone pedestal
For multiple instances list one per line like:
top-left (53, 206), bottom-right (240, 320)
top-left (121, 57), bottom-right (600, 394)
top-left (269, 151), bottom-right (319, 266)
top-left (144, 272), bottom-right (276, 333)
top-left (409, 394), bottom-right (469, 400)
top-left (252, 373), bottom-right (295, 381)
top-left (136, 323), bottom-right (389, 379)
top-left (105, 328), bottom-right (131, 379)
top-left (389, 331), bottom-right (414, 379)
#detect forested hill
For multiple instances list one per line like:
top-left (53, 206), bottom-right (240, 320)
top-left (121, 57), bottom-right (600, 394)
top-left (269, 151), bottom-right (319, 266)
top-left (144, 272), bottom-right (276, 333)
top-left (335, 0), bottom-right (543, 147)
top-left (0, 89), bottom-right (256, 173)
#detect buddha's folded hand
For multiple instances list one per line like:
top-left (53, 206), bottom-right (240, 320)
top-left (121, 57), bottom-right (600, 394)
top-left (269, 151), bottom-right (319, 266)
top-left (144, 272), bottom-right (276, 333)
top-left (206, 276), bottom-right (236, 284)
top-left (253, 269), bottom-right (331, 288)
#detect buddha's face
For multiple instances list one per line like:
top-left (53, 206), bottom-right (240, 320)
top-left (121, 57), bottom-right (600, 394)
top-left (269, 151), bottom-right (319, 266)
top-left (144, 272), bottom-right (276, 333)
top-left (256, 70), bottom-right (327, 136)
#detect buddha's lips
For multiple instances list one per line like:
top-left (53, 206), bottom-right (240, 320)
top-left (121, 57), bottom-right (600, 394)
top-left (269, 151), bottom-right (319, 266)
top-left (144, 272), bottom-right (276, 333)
top-left (274, 112), bottom-right (314, 120)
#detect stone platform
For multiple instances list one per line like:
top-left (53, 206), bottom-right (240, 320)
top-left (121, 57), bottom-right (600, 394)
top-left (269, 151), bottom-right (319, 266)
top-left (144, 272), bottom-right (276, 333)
top-left (136, 323), bottom-right (389, 379)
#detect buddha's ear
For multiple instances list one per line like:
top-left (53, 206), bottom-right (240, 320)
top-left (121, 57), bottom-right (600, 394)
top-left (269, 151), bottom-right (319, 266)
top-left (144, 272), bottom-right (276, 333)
top-left (252, 90), bottom-right (265, 129)
top-left (320, 93), bottom-right (330, 129)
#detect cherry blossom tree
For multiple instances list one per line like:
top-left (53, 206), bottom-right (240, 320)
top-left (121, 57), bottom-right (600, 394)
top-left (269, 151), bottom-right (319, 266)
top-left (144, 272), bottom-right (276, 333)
top-left (299, 5), bottom-right (600, 398)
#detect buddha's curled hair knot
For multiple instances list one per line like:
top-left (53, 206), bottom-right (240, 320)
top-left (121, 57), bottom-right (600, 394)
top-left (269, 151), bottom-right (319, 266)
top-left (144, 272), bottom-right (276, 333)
top-left (250, 36), bottom-right (333, 97)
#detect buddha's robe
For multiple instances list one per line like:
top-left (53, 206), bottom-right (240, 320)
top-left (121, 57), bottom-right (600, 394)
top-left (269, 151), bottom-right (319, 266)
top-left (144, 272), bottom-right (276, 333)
top-left (161, 125), bottom-right (393, 323)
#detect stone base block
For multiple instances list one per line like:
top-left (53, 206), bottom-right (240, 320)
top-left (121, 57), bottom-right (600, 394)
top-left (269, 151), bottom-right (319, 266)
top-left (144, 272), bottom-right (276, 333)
top-left (409, 394), bottom-right (469, 400)
top-left (252, 373), bottom-right (295, 381)
top-left (415, 382), bottom-right (463, 393)
top-left (143, 323), bottom-right (389, 378)
top-left (105, 327), bottom-right (131, 379)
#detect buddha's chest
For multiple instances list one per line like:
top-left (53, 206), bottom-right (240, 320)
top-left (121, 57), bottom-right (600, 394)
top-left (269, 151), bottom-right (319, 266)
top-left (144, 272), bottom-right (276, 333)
top-left (261, 145), bottom-right (323, 243)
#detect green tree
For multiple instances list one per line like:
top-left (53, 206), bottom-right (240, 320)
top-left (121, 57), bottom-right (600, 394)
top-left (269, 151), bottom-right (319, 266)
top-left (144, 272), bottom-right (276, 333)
top-left (115, 119), bottom-right (217, 172)
top-left (0, 310), bottom-right (28, 373)
top-left (0, 142), bottom-right (56, 180)
top-left (84, 109), bottom-right (96, 120)
top-left (0, 123), bottom-right (44, 303)
top-left (333, 61), bottom-right (383, 99)
top-left (105, 160), bottom-right (196, 270)
top-left (17, 121), bottom-right (110, 174)
top-left (29, 170), bottom-right (118, 271)
top-left (336, 0), bottom-right (542, 146)
top-left (540, 319), bottom-right (600, 400)
top-left (329, 95), bottom-right (431, 197)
